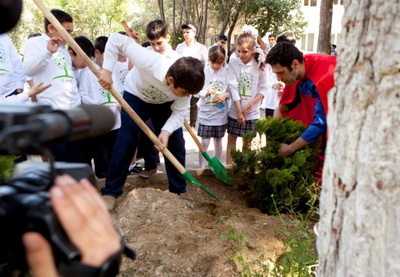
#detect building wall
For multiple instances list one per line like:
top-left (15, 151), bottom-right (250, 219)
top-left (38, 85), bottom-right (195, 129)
top-left (299, 0), bottom-right (344, 53)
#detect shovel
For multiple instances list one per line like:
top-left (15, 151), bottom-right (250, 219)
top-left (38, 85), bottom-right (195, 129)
top-left (33, 0), bottom-right (220, 201)
top-left (183, 120), bottom-right (232, 186)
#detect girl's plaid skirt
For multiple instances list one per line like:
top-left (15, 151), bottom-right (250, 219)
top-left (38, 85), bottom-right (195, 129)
top-left (197, 123), bottom-right (227, 138)
top-left (227, 116), bottom-right (257, 137)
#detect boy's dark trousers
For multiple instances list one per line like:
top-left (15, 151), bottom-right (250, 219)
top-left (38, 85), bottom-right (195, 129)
top-left (189, 95), bottom-right (199, 127)
top-left (81, 129), bottom-right (119, 178)
top-left (101, 92), bottom-right (186, 197)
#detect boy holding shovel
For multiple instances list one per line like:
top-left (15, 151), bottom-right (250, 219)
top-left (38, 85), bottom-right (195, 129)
top-left (99, 32), bottom-right (205, 210)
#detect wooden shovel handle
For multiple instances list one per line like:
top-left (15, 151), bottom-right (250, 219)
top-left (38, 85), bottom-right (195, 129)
top-left (120, 21), bottom-right (140, 44)
top-left (183, 119), bottom-right (206, 153)
top-left (33, 0), bottom-right (186, 174)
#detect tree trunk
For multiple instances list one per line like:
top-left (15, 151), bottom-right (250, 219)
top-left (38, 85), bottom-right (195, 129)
top-left (219, 2), bottom-right (234, 35)
top-left (317, 0), bottom-right (400, 276)
top-left (172, 0), bottom-right (177, 48)
top-left (227, 1), bottom-right (244, 48)
top-left (202, 0), bottom-right (209, 44)
top-left (317, 0), bottom-right (333, 54)
top-left (158, 0), bottom-right (165, 22)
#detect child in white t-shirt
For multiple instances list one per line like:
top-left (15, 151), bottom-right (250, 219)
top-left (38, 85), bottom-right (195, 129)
top-left (197, 45), bottom-right (229, 168)
top-left (261, 65), bottom-right (283, 117)
top-left (226, 33), bottom-right (269, 165)
top-left (78, 36), bottom-right (120, 178)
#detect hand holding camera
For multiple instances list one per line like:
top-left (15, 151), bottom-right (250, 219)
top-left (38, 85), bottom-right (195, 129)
top-left (23, 175), bottom-right (122, 276)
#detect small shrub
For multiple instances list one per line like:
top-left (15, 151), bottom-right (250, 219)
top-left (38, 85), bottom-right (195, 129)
top-left (0, 155), bottom-right (16, 180)
top-left (231, 117), bottom-right (321, 214)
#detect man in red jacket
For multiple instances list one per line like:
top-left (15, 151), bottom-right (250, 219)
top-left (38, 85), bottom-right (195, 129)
top-left (266, 42), bottom-right (336, 157)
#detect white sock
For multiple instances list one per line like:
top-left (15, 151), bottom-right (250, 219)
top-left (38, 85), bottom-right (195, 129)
top-left (213, 138), bottom-right (223, 160)
top-left (199, 138), bottom-right (211, 168)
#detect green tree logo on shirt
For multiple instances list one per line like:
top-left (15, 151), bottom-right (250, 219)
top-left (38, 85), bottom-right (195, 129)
top-left (142, 85), bottom-right (168, 103)
top-left (53, 52), bottom-right (74, 79)
top-left (239, 72), bottom-right (253, 97)
top-left (0, 44), bottom-right (8, 72)
top-left (100, 87), bottom-right (116, 105)
top-left (118, 69), bottom-right (128, 94)
top-left (205, 81), bottom-right (225, 104)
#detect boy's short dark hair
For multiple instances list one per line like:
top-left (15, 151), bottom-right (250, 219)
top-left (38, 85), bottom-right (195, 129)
top-left (94, 36), bottom-right (108, 54)
top-left (217, 34), bottom-right (228, 41)
top-left (28, 32), bottom-right (41, 39)
top-left (166, 57), bottom-right (205, 95)
top-left (266, 41), bottom-right (303, 71)
top-left (44, 9), bottom-right (72, 33)
top-left (68, 36), bottom-right (95, 58)
top-left (268, 34), bottom-right (276, 39)
top-left (146, 20), bottom-right (168, 40)
top-left (141, 41), bottom-right (151, 48)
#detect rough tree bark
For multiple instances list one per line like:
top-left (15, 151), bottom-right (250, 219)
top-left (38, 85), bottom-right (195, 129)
top-left (157, 0), bottom-right (165, 22)
top-left (172, 0), bottom-right (177, 48)
top-left (318, 0), bottom-right (400, 276)
top-left (317, 0), bottom-right (333, 54)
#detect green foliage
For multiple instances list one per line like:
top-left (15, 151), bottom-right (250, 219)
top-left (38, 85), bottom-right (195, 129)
top-left (220, 211), bottom-right (248, 263)
top-left (232, 117), bottom-right (321, 214)
top-left (270, 189), bottom-right (319, 277)
top-left (219, 198), bottom-right (319, 276)
top-left (244, 0), bottom-right (307, 37)
top-left (0, 156), bottom-right (16, 180)
top-left (9, 0), bottom-right (131, 50)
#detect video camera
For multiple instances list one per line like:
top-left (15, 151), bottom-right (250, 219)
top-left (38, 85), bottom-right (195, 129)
top-left (0, 104), bottom-right (117, 275)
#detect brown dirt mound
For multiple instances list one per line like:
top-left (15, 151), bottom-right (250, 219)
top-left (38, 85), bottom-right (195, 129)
top-left (99, 172), bottom-right (285, 276)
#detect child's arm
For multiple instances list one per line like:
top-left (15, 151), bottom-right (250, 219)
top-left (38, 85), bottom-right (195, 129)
top-left (243, 93), bottom-right (264, 114)
top-left (214, 92), bottom-right (229, 103)
top-left (161, 96), bottom-right (191, 134)
top-left (227, 63), bottom-right (241, 104)
top-left (9, 38), bottom-right (26, 92)
top-left (23, 37), bottom-right (62, 77)
top-left (234, 100), bottom-right (245, 126)
top-left (102, 33), bottom-right (161, 76)
top-left (28, 82), bottom-right (52, 97)
top-left (79, 70), bottom-right (97, 104)
top-left (0, 82), bottom-right (51, 104)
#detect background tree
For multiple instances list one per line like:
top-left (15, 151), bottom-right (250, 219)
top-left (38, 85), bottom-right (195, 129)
top-left (317, 0), bottom-right (333, 54)
top-left (317, 0), bottom-right (400, 276)
top-left (9, 0), bottom-right (129, 50)
top-left (157, 0), bottom-right (166, 22)
top-left (244, 0), bottom-right (307, 38)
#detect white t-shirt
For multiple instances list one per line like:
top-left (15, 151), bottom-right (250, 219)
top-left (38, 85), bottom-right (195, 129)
top-left (23, 34), bottom-right (80, 109)
top-left (79, 64), bottom-right (121, 130)
top-left (112, 59), bottom-right (130, 94)
top-left (227, 58), bottom-right (268, 120)
top-left (0, 34), bottom-right (25, 97)
top-left (103, 33), bottom-right (190, 134)
top-left (261, 64), bottom-right (281, 110)
top-left (0, 91), bottom-right (29, 103)
top-left (146, 44), bottom-right (181, 61)
top-left (197, 65), bottom-right (229, 126)
top-left (175, 41), bottom-right (208, 66)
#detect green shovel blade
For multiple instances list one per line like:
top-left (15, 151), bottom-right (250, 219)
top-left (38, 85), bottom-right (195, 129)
top-left (183, 171), bottom-right (220, 201)
top-left (202, 152), bottom-right (233, 186)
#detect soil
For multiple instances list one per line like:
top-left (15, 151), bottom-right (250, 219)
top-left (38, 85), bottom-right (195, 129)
top-left (98, 172), bottom-right (285, 277)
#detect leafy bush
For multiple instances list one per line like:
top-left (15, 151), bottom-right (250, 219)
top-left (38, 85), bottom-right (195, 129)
top-left (0, 156), bottom-right (16, 180)
top-left (231, 117), bottom-right (321, 214)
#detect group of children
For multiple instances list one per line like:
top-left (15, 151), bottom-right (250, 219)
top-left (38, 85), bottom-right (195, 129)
top-left (1, 8), bottom-right (283, 210)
